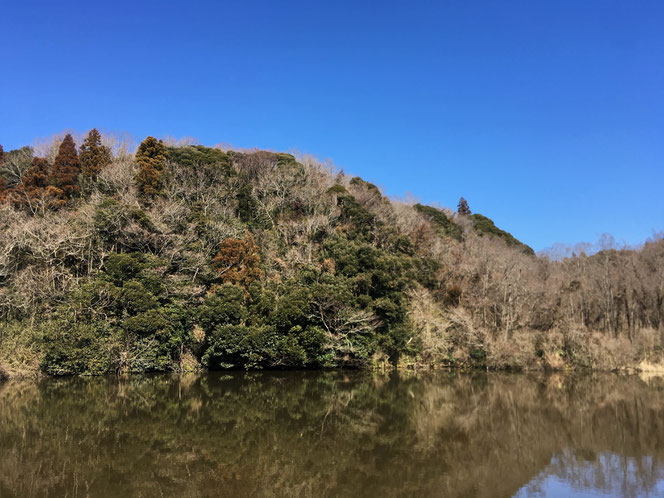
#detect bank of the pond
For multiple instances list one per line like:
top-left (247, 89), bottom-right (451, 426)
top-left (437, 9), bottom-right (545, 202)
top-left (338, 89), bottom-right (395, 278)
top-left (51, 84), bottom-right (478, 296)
top-left (0, 363), bottom-right (40, 381)
top-left (2, 355), bottom-right (664, 381)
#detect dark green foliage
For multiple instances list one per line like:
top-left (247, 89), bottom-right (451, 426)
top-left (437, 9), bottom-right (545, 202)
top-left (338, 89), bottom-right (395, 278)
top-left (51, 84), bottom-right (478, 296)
top-left (275, 152), bottom-right (299, 167)
top-left (414, 203), bottom-right (533, 255)
top-left (270, 286), bottom-right (313, 332)
top-left (197, 284), bottom-right (248, 332)
top-left (379, 321), bottom-right (416, 363)
top-left (350, 177), bottom-right (382, 197)
top-left (119, 280), bottom-right (159, 313)
top-left (236, 180), bottom-right (256, 223)
top-left (122, 309), bottom-right (168, 336)
top-left (414, 204), bottom-right (463, 241)
top-left (293, 325), bottom-right (329, 365)
top-left (103, 253), bottom-right (150, 284)
top-left (336, 191), bottom-right (378, 236)
top-left (321, 234), bottom-right (415, 298)
top-left (378, 227), bottom-right (416, 255)
top-left (470, 347), bottom-right (487, 364)
top-left (235, 177), bottom-right (272, 229)
top-left (471, 213), bottom-right (535, 255)
top-left (192, 230), bottom-right (427, 368)
top-left (327, 184), bottom-right (347, 195)
top-left (316, 232), bottom-right (427, 364)
top-left (198, 282), bottom-right (327, 369)
top-left (41, 320), bottom-right (113, 376)
top-left (39, 251), bottom-right (186, 375)
top-left (166, 145), bottom-right (232, 174)
top-left (412, 257), bottom-right (441, 289)
top-left (203, 324), bottom-right (277, 369)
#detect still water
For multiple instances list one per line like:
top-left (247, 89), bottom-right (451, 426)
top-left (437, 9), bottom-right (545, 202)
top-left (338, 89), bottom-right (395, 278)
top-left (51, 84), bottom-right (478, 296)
top-left (0, 371), bottom-right (663, 497)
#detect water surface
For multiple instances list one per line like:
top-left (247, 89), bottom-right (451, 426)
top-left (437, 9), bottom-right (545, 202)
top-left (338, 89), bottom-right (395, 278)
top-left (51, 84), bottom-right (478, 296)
top-left (1, 371), bottom-right (663, 497)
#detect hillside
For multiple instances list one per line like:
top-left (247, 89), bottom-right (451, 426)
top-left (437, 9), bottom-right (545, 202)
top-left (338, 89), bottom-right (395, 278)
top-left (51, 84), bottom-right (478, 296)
top-left (0, 132), bottom-right (662, 377)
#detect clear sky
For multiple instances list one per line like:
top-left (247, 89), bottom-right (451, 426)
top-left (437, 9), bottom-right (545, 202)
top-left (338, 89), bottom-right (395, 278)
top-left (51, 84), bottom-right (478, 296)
top-left (1, 0), bottom-right (662, 252)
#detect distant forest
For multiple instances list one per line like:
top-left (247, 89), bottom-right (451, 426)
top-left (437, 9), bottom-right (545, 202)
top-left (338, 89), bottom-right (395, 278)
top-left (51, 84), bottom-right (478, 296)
top-left (0, 131), bottom-right (662, 377)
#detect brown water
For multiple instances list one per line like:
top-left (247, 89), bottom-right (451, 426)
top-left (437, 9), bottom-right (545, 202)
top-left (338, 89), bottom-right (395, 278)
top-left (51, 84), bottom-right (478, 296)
top-left (0, 371), bottom-right (663, 497)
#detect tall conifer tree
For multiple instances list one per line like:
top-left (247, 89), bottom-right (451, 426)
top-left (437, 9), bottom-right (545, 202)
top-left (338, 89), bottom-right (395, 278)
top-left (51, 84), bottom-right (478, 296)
top-left (457, 197), bottom-right (471, 216)
top-left (79, 129), bottom-right (111, 178)
top-left (9, 158), bottom-right (61, 211)
top-left (135, 136), bottom-right (167, 200)
top-left (50, 134), bottom-right (81, 199)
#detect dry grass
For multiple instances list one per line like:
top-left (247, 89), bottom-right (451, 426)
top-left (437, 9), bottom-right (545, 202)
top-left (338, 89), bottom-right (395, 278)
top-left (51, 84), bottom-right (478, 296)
top-left (0, 322), bottom-right (42, 379)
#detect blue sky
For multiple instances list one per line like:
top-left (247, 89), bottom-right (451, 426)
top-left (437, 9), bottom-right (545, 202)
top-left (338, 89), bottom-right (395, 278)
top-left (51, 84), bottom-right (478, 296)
top-left (1, 0), bottom-right (662, 251)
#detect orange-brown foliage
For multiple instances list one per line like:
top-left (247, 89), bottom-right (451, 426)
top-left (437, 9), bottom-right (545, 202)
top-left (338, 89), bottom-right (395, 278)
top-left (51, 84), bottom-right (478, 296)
top-left (79, 128), bottom-right (112, 178)
top-left (212, 232), bottom-right (263, 287)
top-left (50, 134), bottom-right (81, 199)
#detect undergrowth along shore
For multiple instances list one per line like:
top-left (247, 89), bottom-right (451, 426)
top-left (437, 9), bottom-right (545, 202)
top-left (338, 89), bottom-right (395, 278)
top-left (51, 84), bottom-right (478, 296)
top-left (0, 132), bottom-right (662, 377)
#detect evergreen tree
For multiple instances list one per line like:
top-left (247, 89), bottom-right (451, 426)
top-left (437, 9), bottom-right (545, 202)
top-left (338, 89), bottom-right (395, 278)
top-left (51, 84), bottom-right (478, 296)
top-left (50, 134), bottom-right (81, 199)
top-left (9, 158), bottom-right (64, 211)
top-left (23, 158), bottom-right (50, 191)
top-left (135, 136), bottom-right (167, 200)
top-left (79, 129), bottom-right (111, 178)
top-left (457, 197), bottom-right (471, 216)
top-left (0, 144), bottom-right (5, 165)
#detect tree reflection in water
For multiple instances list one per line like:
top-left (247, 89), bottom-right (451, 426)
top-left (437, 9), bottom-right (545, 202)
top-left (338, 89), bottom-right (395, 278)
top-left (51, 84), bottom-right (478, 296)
top-left (0, 372), bottom-right (663, 497)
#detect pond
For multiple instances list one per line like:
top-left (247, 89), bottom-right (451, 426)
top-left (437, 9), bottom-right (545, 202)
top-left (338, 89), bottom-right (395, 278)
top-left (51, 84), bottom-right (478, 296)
top-left (0, 371), bottom-right (663, 497)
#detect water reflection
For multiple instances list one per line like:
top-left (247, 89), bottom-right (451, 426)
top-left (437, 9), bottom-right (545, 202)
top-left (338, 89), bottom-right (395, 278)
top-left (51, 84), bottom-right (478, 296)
top-left (516, 451), bottom-right (664, 497)
top-left (0, 372), bottom-right (663, 497)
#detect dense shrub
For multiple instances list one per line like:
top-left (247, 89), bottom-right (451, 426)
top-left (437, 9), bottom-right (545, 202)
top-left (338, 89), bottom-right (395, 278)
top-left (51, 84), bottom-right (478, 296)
top-left (41, 319), bottom-right (114, 376)
top-left (166, 145), bottom-right (231, 173)
top-left (471, 213), bottom-right (535, 255)
top-left (414, 204), bottom-right (463, 241)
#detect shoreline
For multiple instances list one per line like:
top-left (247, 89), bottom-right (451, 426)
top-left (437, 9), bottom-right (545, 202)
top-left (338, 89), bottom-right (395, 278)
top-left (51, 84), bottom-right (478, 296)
top-left (3, 360), bottom-right (664, 382)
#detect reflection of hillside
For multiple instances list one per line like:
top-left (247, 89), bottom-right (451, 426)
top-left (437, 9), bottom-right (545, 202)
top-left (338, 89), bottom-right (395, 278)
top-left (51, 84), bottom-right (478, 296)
top-left (0, 372), bottom-right (663, 497)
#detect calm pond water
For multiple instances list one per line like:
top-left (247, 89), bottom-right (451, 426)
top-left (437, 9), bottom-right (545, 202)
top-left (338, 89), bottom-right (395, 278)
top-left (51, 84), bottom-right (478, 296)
top-left (1, 371), bottom-right (663, 497)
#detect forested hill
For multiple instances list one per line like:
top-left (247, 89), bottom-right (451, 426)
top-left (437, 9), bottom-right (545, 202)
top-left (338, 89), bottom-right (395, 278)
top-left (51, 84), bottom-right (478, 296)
top-left (0, 132), bottom-right (662, 378)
